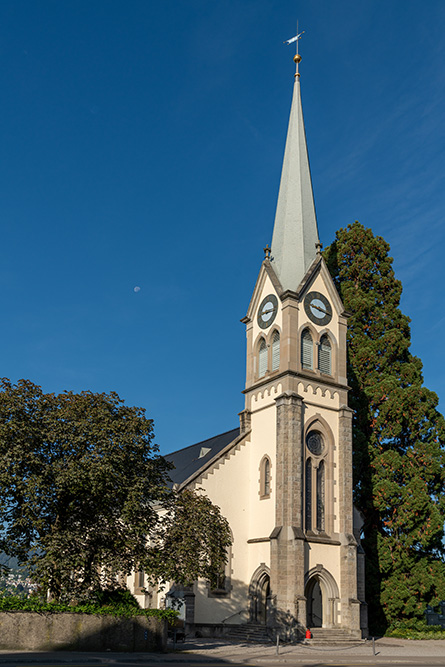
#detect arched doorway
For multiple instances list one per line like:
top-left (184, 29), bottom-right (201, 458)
top-left (306, 577), bottom-right (323, 627)
top-left (249, 566), bottom-right (270, 625)
top-left (256, 573), bottom-right (270, 624)
top-left (304, 566), bottom-right (340, 629)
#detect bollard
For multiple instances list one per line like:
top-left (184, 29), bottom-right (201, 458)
top-left (276, 634), bottom-right (279, 655)
top-left (372, 636), bottom-right (375, 656)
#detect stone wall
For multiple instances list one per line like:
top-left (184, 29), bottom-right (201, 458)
top-left (0, 612), bottom-right (167, 652)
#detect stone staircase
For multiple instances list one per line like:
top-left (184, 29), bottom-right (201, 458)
top-left (306, 627), bottom-right (365, 645)
top-left (225, 623), bottom-right (272, 643)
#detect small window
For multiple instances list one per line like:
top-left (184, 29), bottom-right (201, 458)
top-left (271, 331), bottom-right (280, 371)
top-left (301, 329), bottom-right (313, 369)
top-left (134, 569), bottom-right (145, 593)
top-left (319, 335), bottom-right (332, 375)
top-left (211, 562), bottom-right (226, 592)
top-left (260, 456), bottom-right (271, 499)
top-left (208, 534), bottom-right (233, 597)
top-left (259, 339), bottom-right (267, 378)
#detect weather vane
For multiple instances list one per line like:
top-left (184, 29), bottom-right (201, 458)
top-left (283, 26), bottom-right (304, 77)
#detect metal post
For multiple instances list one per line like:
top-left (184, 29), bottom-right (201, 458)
top-left (372, 636), bottom-right (375, 656)
top-left (276, 634), bottom-right (279, 655)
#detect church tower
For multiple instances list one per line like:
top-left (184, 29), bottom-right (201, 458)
top-left (158, 49), bottom-right (367, 641)
top-left (241, 53), bottom-right (366, 637)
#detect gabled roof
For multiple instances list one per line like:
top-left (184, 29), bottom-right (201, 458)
top-left (164, 427), bottom-right (240, 487)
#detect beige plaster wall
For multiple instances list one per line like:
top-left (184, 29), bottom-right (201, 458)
top-left (192, 437), bottom-right (252, 624)
top-left (306, 543), bottom-right (341, 586)
top-left (188, 400), bottom-right (279, 624)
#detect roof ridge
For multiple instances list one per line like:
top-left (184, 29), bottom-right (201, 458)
top-left (164, 426), bottom-right (239, 457)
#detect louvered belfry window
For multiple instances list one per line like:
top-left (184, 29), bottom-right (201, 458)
top-left (259, 339), bottom-right (267, 378)
top-left (271, 331), bottom-right (280, 371)
top-left (301, 329), bottom-right (313, 369)
top-left (318, 334), bottom-right (332, 375)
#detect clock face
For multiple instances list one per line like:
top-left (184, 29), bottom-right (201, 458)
top-left (304, 291), bottom-right (332, 325)
top-left (257, 294), bottom-right (278, 329)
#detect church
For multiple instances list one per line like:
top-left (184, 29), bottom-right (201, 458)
top-left (133, 52), bottom-right (367, 640)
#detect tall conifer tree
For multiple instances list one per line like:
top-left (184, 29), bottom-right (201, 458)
top-left (325, 221), bottom-right (445, 630)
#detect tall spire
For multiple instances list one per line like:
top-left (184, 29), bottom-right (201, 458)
top-left (270, 53), bottom-right (320, 292)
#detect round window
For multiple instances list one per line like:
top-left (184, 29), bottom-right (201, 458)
top-left (306, 431), bottom-right (324, 456)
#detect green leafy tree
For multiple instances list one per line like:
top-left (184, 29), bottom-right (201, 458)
top-left (0, 379), bottom-right (231, 602)
top-left (143, 489), bottom-right (231, 590)
top-left (324, 222), bottom-right (445, 630)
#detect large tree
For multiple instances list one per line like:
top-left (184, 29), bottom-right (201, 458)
top-left (325, 222), bottom-right (445, 630)
top-left (0, 379), bottom-right (231, 601)
top-left (143, 489), bottom-right (232, 591)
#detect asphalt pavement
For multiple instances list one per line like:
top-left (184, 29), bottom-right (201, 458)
top-left (0, 637), bottom-right (443, 666)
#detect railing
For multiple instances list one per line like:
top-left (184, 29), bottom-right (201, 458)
top-left (221, 608), bottom-right (247, 625)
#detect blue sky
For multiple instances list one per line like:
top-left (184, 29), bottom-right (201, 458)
top-left (1, 0), bottom-right (445, 454)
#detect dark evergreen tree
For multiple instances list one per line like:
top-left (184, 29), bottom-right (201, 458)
top-left (324, 222), bottom-right (445, 630)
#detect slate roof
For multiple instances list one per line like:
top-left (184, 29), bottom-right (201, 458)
top-left (164, 427), bottom-right (240, 487)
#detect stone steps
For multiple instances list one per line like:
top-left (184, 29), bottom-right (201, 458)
top-left (306, 628), bottom-right (365, 645)
top-left (225, 623), bottom-right (272, 643)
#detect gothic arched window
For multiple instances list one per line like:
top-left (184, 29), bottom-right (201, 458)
top-left (305, 458), bottom-right (312, 531)
top-left (316, 460), bottom-right (325, 531)
top-left (258, 339), bottom-right (267, 378)
top-left (271, 331), bottom-right (280, 371)
top-left (259, 456), bottom-right (271, 499)
top-left (305, 430), bottom-right (328, 534)
top-left (318, 334), bottom-right (332, 375)
top-left (301, 329), bottom-right (313, 370)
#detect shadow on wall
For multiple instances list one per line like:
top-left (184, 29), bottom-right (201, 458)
top-left (0, 612), bottom-right (166, 652)
top-left (187, 577), bottom-right (306, 641)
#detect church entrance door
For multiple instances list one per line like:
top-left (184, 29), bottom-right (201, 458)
top-left (257, 574), bottom-right (270, 624)
top-left (306, 577), bottom-right (323, 627)
top-left (249, 571), bottom-right (270, 625)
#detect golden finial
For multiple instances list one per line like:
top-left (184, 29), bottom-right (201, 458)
top-left (294, 53), bottom-right (302, 79)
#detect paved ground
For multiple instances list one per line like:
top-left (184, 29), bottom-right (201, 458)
top-left (169, 636), bottom-right (445, 664)
top-left (0, 637), bottom-right (444, 665)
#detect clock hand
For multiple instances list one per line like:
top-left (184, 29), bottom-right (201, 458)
top-left (261, 307), bottom-right (274, 315)
top-left (311, 303), bottom-right (329, 315)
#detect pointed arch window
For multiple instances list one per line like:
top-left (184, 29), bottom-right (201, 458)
top-left (258, 339), bottom-right (267, 378)
top-left (305, 429), bottom-right (329, 534)
top-left (208, 530), bottom-right (233, 596)
top-left (316, 461), bottom-right (325, 532)
top-left (305, 458), bottom-right (312, 531)
top-left (318, 335), bottom-right (332, 375)
top-left (301, 329), bottom-right (313, 370)
top-left (259, 456), bottom-right (271, 499)
top-left (271, 331), bottom-right (280, 371)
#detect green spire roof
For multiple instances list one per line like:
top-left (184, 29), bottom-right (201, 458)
top-left (270, 66), bottom-right (320, 292)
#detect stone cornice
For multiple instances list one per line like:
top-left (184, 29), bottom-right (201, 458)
top-left (243, 368), bottom-right (350, 395)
